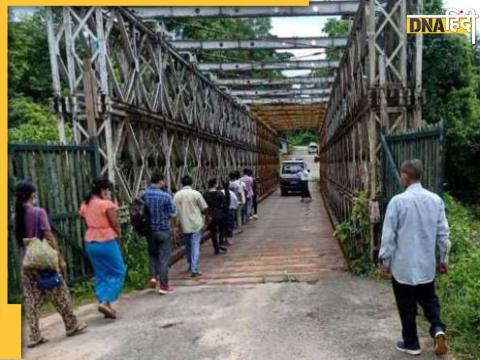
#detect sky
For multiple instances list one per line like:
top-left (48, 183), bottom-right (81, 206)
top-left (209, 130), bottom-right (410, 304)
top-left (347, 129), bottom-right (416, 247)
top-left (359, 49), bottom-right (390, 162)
top-left (270, 0), bottom-right (480, 76)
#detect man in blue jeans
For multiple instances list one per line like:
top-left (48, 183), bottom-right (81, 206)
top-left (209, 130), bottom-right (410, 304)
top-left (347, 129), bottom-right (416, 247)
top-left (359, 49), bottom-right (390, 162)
top-left (174, 175), bottom-right (209, 278)
top-left (144, 172), bottom-right (176, 294)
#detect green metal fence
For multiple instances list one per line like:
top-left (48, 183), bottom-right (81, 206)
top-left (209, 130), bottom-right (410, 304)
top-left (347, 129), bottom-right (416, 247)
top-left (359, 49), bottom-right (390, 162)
top-left (8, 140), bottom-right (100, 302)
top-left (381, 124), bottom-right (445, 212)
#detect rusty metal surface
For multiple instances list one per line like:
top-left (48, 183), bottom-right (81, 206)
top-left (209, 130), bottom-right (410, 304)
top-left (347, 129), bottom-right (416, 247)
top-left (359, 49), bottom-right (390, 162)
top-left (170, 186), bottom-right (346, 286)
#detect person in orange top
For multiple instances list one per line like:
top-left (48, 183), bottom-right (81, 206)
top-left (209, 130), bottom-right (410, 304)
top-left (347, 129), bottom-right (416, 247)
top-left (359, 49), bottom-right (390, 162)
top-left (79, 178), bottom-right (125, 319)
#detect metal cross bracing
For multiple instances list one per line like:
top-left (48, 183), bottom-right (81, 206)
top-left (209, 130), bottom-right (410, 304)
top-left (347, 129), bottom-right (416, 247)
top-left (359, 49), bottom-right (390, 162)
top-left (171, 37), bottom-right (347, 51)
top-left (46, 6), bottom-right (279, 202)
top-left (229, 88), bottom-right (331, 97)
top-left (319, 0), bottom-right (423, 257)
top-left (198, 59), bottom-right (339, 72)
top-left (214, 76), bottom-right (335, 87)
top-left (241, 98), bottom-right (329, 105)
top-left (129, 1), bottom-right (359, 18)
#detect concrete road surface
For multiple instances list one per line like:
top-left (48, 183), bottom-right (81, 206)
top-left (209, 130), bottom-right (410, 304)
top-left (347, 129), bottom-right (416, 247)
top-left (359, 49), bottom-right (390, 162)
top-left (24, 188), bottom-right (443, 360)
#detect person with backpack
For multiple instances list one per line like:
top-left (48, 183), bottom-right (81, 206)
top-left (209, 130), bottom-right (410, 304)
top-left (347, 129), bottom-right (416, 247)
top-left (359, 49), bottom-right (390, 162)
top-left (204, 178), bottom-right (227, 255)
top-left (14, 180), bottom-right (87, 348)
top-left (143, 172), bottom-right (176, 294)
top-left (80, 178), bottom-right (125, 319)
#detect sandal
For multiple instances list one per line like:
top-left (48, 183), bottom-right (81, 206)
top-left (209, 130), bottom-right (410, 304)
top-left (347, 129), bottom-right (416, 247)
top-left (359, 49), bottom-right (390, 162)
top-left (98, 304), bottom-right (116, 319)
top-left (27, 337), bottom-right (48, 348)
top-left (66, 322), bottom-right (88, 337)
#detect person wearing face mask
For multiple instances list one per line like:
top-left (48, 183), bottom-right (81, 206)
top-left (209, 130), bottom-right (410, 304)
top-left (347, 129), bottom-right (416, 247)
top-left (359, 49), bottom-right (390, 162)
top-left (14, 180), bottom-right (88, 348)
top-left (79, 178), bottom-right (125, 319)
top-left (379, 159), bottom-right (451, 357)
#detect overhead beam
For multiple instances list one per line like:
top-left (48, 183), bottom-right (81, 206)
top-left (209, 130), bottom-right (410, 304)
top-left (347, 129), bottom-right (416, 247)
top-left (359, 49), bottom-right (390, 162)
top-left (241, 97), bottom-right (329, 105)
top-left (198, 60), bottom-right (339, 72)
top-left (229, 88), bottom-right (331, 97)
top-left (172, 37), bottom-right (347, 50)
top-left (130, 2), bottom-right (359, 18)
top-left (214, 76), bottom-right (334, 86)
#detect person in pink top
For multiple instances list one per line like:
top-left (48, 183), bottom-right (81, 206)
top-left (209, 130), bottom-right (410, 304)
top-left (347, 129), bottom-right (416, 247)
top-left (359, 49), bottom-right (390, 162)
top-left (79, 178), bottom-right (125, 319)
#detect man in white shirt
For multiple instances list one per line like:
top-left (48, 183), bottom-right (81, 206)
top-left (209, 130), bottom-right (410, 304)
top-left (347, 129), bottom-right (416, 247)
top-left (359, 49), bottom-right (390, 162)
top-left (297, 167), bottom-right (312, 202)
top-left (173, 175), bottom-right (208, 278)
top-left (379, 159), bottom-right (450, 357)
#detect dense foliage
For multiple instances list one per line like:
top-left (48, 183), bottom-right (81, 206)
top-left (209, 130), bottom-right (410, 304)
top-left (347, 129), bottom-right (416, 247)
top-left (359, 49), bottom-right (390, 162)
top-left (334, 192), bottom-right (374, 275)
top-left (437, 194), bottom-right (480, 359)
top-left (8, 11), bottom-right (64, 143)
top-left (422, 0), bottom-right (480, 203)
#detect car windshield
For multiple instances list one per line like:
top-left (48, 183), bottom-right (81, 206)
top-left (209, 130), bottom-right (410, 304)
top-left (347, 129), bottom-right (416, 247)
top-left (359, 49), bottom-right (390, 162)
top-left (282, 163), bottom-right (304, 174)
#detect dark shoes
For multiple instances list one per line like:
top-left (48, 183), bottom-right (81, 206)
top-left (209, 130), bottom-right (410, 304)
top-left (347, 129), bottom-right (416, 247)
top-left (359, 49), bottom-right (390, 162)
top-left (191, 272), bottom-right (203, 278)
top-left (395, 341), bottom-right (422, 356)
top-left (98, 304), bottom-right (116, 319)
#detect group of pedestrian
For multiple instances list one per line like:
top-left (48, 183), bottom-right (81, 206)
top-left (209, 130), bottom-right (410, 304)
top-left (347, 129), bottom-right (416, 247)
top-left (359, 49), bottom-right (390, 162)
top-left (12, 167), bottom-right (259, 346)
top-left (15, 159), bottom-right (450, 358)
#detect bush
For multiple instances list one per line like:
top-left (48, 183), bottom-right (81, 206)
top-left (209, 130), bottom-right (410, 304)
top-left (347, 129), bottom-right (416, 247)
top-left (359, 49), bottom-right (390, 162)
top-left (120, 228), bottom-right (150, 290)
top-left (437, 194), bottom-right (480, 359)
top-left (8, 97), bottom-right (63, 143)
top-left (334, 191), bottom-right (374, 275)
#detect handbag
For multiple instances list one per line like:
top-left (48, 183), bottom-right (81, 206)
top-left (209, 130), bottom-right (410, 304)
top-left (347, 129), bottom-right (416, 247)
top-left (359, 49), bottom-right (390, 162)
top-left (37, 271), bottom-right (62, 291)
top-left (22, 209), bottom-right (59, 271)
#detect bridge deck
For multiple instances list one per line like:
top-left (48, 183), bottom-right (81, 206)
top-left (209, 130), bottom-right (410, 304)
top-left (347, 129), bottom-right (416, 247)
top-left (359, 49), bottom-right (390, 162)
top-left (170, 186), bottom-right (346, 286)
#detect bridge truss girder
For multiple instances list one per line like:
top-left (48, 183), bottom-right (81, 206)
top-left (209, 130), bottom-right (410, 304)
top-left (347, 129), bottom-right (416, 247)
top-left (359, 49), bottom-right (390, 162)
top-left (198, 60), bottom-right (339, 72)
top-left (214, 76), bottom-right (335, 87)
top-left (46, 7), bottom-right (279, 202)
top-left (130, 2), bottom-right (359, 18)
top-left (171, 37), bottom-right (347, 51)
top-left (319, 0), bottom-right (423, 257)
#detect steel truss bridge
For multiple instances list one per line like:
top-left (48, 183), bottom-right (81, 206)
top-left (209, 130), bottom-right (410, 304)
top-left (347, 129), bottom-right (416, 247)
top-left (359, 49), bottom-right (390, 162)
top-left (47, 0), bottom-right (425, 256)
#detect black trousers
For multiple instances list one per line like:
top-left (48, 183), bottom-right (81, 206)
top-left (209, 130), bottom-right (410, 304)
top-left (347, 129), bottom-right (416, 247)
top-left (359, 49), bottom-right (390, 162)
top-left (392, 277), bottom-right (446, 347)
top-left (301, 180), bottom-right (311, 199)
top-left (209, 219), bottom-right (225, 253)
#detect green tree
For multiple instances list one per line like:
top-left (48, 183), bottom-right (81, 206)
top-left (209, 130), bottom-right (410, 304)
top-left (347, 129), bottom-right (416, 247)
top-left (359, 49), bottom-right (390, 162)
top-left (166, 18), bottom-right (292, 80)
top-left (323, 19), bottom-right (350, 61)
top-left (422, 0), bottom-right (480, 202)
top-left (8, 11), bottom-right (52, 102)
top-left (8, 97), bottom-right (63, 143)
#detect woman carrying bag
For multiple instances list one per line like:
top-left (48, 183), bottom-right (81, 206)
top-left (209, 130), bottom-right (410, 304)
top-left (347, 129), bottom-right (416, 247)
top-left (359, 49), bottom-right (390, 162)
top-left (14, 180), bottom-right (87, 348)
top-left (79, 178), bottom-right (125, 319)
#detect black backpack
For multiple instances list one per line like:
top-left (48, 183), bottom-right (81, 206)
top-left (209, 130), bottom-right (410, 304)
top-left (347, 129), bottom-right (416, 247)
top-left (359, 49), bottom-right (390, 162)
top-left (129, 192), bottom-right (149, 236)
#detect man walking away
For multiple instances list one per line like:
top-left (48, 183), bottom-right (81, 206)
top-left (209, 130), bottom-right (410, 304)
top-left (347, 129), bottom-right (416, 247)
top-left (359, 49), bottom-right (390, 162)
top-left (143, 172), bottom-right (176, 294)
top-left (174, 175), bottom-right (208, 278)
top-left (229, 171), bottom-right (245, 234)
top-left (240, 168), bottom-right (254, 223)
top-left (204, 178), bottom-right (228, 255)
top-left (223, 180), bottom-right (238, 246)
top-left (251, 170), bottom-right (259, 220)
top-left (379, 159), bottom-right (451, 357)
top-left (297, 167), bottom-right (312, 202)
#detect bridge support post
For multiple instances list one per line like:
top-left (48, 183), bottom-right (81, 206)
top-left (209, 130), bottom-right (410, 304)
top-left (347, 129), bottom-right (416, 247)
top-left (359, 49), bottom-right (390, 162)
top-left (320, 0), bottom-right (423, 260)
